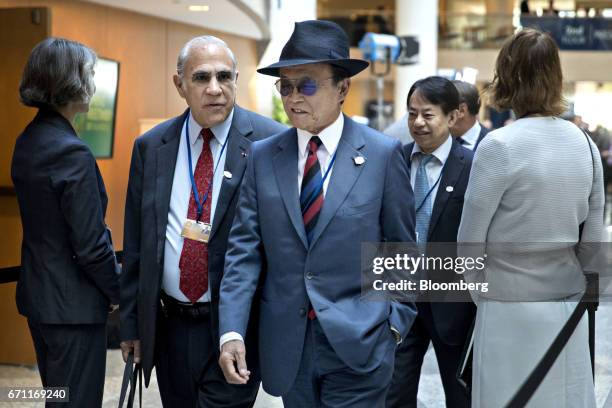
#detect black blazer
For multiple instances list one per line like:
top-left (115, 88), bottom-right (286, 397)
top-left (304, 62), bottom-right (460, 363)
top-left (120, 105), bottom-right (286, 385)
top-left (405, 139), bottom-right (476, 345)
top-left (11, 108), bottom-right (119, 324)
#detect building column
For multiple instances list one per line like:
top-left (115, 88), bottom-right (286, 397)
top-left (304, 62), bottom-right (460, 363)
top-left (394, 0), bottom-right (439, 120)
top-left (252, 0), bottom-right (316, 117)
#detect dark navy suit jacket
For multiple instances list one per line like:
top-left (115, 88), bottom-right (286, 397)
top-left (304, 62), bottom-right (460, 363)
top-left (473, 123), bottom-right (489, 151)
top-left (12, 108), bottom-right (119, 324)
top-left (405, 138), bottom-right (476, 345)
top-left (220, 116), bottom-right (418, 396)
top-left (120, 106), bottom-right (285, 385)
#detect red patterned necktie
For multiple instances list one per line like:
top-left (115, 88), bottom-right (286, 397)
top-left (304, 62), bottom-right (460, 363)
top-left (179, 128), bottom-right (214, 303)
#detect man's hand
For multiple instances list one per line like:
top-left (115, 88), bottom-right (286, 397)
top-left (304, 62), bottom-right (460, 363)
top-left (120, 339), bottom-right (141, 364)
top-left (219, 340), bottom-right (250, 384)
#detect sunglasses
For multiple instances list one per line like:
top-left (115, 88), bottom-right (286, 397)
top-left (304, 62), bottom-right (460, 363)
top-left (275, 77), bottom-right (334, 97)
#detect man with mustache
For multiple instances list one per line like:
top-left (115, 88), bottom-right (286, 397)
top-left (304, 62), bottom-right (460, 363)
top-left (120, 36), bottom-right (285, 407)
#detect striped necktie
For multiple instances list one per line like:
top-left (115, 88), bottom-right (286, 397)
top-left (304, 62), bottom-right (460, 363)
top-left (300, 136), bottom-right (324, 242)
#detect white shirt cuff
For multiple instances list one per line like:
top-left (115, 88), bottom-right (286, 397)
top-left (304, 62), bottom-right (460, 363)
top-left (220, 331), bottom-right (244, 350)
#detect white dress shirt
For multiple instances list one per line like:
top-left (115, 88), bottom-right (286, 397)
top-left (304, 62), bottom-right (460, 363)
top-left (297, 113), bottom-right (343, 195)
top-left (220, 112), bottom-right (344, 349)
top-left (162, 108), bottom-right (233, 303)
top-left (457, 121), bottom-right (481, 151)
top-left (410, 135), bottom-right (453, 212)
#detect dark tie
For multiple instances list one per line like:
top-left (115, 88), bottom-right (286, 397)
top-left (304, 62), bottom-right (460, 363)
top-left (179, 128), bottom-right (214, 303)
top-left (457, 137), bottom-right (467, 145)
top-left (300, 136), bottom-right (324, 242)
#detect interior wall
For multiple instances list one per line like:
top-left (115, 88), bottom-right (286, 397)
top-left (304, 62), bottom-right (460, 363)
top-left (0, 0), bottom-right (260, 365)
top-left (0, 0), bottom-right (260, 261)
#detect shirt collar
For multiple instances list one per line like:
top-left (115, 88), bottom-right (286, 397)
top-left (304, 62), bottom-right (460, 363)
top-left (458, 121), bottom-right (481, 147)
top-left (410, 135), bottom-right (453, 165)
top-left (297, 113), bottom-right (344, 156)
top-left (188, 108), bottom-right (234, 146)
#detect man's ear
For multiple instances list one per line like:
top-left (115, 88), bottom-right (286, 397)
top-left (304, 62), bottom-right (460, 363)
top-left (173, 74), bottom-right (186, 99)
top-left (448, 109), bottom-right (459, 128)
top-left (456, 102), bottom-right (467, 119)
top-left (339, 78), bottom-right (350, 102)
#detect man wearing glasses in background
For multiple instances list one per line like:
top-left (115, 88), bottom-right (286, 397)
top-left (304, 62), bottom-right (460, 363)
top-left (120, 36), bottom-right (284, 407)
top-left (218, 20), bottom-right (417, 407)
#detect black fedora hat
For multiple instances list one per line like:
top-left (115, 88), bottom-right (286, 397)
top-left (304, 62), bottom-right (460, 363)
top-left (257, 20), bottom-right (369, 77)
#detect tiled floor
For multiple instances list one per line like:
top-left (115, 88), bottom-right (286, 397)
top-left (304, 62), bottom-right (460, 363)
top-left (1, 304), bottom-right (610, 407)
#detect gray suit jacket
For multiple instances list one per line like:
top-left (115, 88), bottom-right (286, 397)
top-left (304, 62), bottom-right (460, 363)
top-left (458, 117), bottom-right (604, 301)
top-left (219, 115), bottom-right (418, 396)
top-left (120, 105), bottom-right (285, 385)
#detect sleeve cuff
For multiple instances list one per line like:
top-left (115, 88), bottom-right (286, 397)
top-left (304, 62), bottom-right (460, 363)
top-left (220, 331), bottom-right (244, 351)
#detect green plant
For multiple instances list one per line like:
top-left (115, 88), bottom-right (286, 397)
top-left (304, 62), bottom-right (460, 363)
top-left (272, 94), bottom-right (290, 125)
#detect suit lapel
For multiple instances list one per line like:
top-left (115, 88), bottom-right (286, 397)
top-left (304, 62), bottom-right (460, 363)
top-left (473, 123), bottom-right (488, 150)
top-left (428, 141), bottom-right (465, 239)
top-left (309, 117), bottom-right (365, 248)
top-left (210, 107), bottom-right (252, 240)
top-left (155, 111), bottom-right (187, 254)
top-left (273, 128), bottom-right (308, 248)
top-left (405, 142), bottom-right (415, 178)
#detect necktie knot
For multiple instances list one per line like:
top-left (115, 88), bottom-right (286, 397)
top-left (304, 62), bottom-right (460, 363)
top-left (418, 153), bottom-right (434, 168)
top-left (456, 137), bottom-right (467, 145)
top-left (201, 128), bottom-right (215, 146)
top-left (308, 136), bottom-right (322, 155)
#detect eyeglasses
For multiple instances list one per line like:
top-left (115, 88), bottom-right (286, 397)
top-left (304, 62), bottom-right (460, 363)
top-left (274, 77), bottom-right (334, 97)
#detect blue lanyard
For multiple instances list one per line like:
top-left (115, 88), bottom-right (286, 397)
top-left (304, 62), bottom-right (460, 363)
top-left (414, 162), bottom-right (444, 214)
top-left (302, 150), bottom-right (338, 210)
top-left (185, 113), bottom-right (229, 221)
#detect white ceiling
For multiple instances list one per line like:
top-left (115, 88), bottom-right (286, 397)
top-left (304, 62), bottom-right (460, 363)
top-left (82, 0), bottom-right (265, 39)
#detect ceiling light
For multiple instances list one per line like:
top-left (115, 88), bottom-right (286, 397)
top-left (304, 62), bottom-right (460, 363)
top-left (188, 5), bottom-right (209, 12)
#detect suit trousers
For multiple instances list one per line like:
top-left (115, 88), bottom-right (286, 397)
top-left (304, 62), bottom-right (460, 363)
top-left (386, 302), bottom-right (470, 408)
top-left (282, 318), bottom-right (395, 408)
top-left (28, 320), bottom-right (107, 407)
top-left (154, 303), bottom-right (259, 408)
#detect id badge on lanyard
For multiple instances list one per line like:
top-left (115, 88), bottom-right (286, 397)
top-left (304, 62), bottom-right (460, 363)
top-left (180, 113), bottom-right (229, 244)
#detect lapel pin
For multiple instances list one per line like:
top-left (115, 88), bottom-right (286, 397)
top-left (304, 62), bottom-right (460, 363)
top-left (353, 156), bottom-right (365, 166)
top-left (446, 186), bottom-right (454, 193)
top-left (223, 171), bottom-right (233, 179)
top-left (241, 151), bottom-right (247, 158)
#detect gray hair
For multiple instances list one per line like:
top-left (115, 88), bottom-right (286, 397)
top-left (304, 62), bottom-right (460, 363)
top-left (19, 37), bottom-right (97, 109)
top-left (176, 36), bottom-right (237, 77)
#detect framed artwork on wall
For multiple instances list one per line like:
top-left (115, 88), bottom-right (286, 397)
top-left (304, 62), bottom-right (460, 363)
top-left (74, 57), bottom-right (120, 158)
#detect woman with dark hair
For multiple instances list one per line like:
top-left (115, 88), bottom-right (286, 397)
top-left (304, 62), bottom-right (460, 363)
top-left (458, 28), bottom-right (602, 407)
top-left (12, 37), bottom-right (119, 407)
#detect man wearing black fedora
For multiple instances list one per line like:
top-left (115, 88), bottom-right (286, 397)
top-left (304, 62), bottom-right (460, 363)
top-left (218, 20), bottom-right (417, 407)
